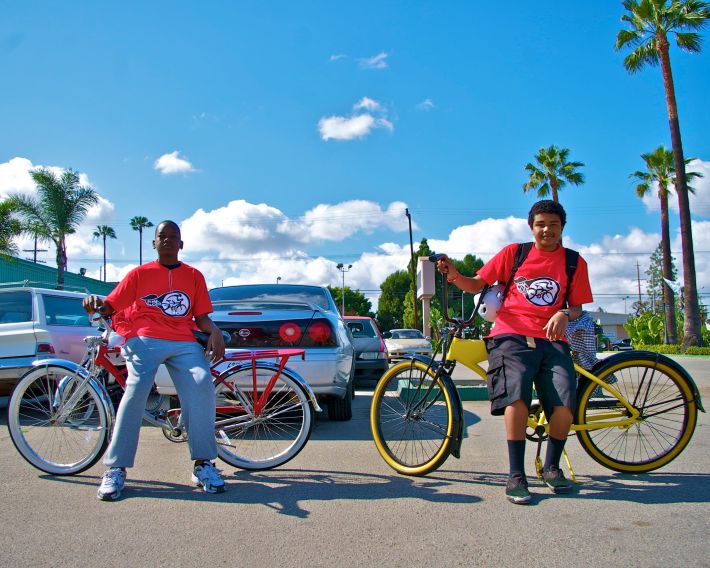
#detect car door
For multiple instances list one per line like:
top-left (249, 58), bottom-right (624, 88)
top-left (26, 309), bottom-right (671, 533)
top-left (39, 293), bottom-right (99, 363)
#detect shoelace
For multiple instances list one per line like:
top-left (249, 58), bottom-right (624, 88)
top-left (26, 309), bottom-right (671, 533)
top-left (197, 462), bottom-right (223, 483)
top-left (103, 469), bottom-right (125, 483)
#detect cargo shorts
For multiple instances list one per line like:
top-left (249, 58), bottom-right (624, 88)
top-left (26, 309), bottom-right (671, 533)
top-left (485, 334), bottom-right (576, 417)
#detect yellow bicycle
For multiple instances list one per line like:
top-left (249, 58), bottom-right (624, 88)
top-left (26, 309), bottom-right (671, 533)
top-left (371, 260), bottom-right (704, 478)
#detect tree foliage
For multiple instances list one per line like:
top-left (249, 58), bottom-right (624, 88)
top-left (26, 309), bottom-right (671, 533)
top-left (376, 270), bottom-right (410, 331)
top-left (130, 216), bottom-right (154, 265)
top-left (0, 199), bottom-right (23, 258)
top-left (522, 145), bottom-right (585, 203)
top-left (326, 285), bottom-right (373, 317)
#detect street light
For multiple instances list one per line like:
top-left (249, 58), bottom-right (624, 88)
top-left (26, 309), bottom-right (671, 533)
top-left (276, 276), bottom-right (281, 284)
top-left (624, 295), bottom-right (630, 314)
top-left (336, 263), bottom-right (352, 316)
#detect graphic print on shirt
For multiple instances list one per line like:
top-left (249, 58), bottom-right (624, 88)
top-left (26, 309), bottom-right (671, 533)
top-left (140, 291), bottom-right (191, 317)
top-left (513, 276), bottom-right (561, 307)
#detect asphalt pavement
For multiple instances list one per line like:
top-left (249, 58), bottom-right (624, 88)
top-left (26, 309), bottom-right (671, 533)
top-left (0, 357), bottom-right (708, 568)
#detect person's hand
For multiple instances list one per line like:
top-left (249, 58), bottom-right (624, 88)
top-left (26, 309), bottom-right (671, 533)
top-left (83, 295), bottom-right (104, 314)
top-left (435, 254), bottom-right (460, 282)
top-left (206, 327), bottom-right (226, 363)
top-left (543, 311), bottom-right (569, 342)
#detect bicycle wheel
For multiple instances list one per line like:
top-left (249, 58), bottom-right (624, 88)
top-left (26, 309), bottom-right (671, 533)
top-left (576, 354), bottom-right (698, 473)
top-left (7, 365), bottom-right (110, 475)
top-left (370, 360), bottom-right (455, 476)
top-left (214, 363), bottom-right (313, 470)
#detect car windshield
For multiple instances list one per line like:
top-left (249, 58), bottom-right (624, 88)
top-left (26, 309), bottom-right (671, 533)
top-left (391, 329), bottom-right (424, 339)
top-left (346, 320), bottom-right (377, 338)
top-left (210, 284), bottom-right (332, 311)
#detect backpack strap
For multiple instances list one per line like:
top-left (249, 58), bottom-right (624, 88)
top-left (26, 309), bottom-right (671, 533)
top-left (562, 248), bottom-right (580, 308)
top-left (502, 242), bottom-right (533, 301)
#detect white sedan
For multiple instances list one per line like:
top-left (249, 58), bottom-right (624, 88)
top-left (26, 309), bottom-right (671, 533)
top-left (383, 328), bottom-right (433, 360)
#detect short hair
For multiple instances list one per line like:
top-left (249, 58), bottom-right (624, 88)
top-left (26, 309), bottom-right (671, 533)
top-left (527, 200), bottom-right (567, 228)
top-left (155, 220), bottom-right (181, 237)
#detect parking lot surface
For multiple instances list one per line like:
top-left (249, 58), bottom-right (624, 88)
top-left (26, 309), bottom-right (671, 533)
top-left (1, 369), bottom-right (709, 568)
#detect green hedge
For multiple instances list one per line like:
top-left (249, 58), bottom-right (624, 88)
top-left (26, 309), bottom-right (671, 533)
top-left (634, 344), bottom-right (710, 356)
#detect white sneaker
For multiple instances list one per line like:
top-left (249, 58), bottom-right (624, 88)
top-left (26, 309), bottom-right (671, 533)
top-left (192, 461), bottom-right (225, 494)
top-left (97, 468), bottom-right (126, 501)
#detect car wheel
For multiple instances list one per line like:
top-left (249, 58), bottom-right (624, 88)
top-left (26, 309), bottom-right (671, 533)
top-left (328, 380), bottom-right (353, 421)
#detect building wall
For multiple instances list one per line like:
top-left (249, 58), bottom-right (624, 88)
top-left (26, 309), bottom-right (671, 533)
top-left (0, 256), bottom-right (116, 295)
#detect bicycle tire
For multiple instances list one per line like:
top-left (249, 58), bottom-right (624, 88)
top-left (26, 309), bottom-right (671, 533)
top-left (370, 360), bottom-right (456, 476)
top-left (214, 363), bottom-right (314, 470)
top-left (575, 354), bottom-right (698, 473)
top-left (7, 365), bottom-right (110, 475)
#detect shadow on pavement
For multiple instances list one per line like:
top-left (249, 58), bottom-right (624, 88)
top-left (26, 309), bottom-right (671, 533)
top-left (42, 467), bottom-right (481, 517)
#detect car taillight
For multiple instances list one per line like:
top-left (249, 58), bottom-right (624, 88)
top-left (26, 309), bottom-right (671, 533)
top-left (279, 322), bottom-right (302, 343)
top-left (37, 343), bottom-right (55, 354)
top-left (307, 321), bottom-right (332, 344)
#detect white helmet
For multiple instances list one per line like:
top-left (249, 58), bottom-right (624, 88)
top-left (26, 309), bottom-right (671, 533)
top-left (477, 284), bottom-right (505, 322)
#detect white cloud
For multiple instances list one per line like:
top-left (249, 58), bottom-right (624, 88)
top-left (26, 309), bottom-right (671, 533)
top-left (154, 151), bottom-right (195, 175)
top-left (359, 52), bottom-right (388, 69)
top-left (640, 158), bottom-right (710, 218)
top-left (353, 97), bottom-right (381, 112)
top-left (416, 98), bottom-right (435, 111)
top-left (318, 97), bottom-right (394, 141)
top-left (329, 53), bottom-right (346, 61)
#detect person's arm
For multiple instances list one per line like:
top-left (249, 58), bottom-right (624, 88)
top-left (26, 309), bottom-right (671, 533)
top-left (194, 313), bottom-right (225, 362)
top-left (435, 255), bottom-right (488, 294)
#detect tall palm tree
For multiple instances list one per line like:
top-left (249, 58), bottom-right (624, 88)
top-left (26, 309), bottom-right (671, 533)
top-left (616, 0), bottom-right (709, 347)
top-left (93, 225), bottom-right (117, 282)
top-left (8, 168), bottom-right (97, 289)
top-left (631, 146), bottom-right (702, 343)
top-left (0, 199), bottom-right (23, 258)
top-left (129, 216), bottom-right (154, 265)
top-left (523, 145), bottom-right (585, 203)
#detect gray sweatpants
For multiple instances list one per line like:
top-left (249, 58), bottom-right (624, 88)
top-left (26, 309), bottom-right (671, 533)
top-left (104, 336), bottom-right (218, 468)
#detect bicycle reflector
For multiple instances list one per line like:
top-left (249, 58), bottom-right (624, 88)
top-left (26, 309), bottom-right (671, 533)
top-left (478, 284), bottom-right (504, 322)
top-left (278, 322), bottom-right (302, 343)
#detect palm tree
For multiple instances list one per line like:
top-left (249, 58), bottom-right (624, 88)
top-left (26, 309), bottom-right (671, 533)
top-left (523, 145), bottom-right (585, 203)
top-left (129, 216), bottom-right (154, 265)
top-left (631, 146), bottom-right (702, 343)
top-left (8, 168), bottom-right (97, 289)
top-left (93, 225), bottom-right (117, 282)
top-left (0, 199), bottom-right (23, 258)
top-left (616, 0), bottom-right (709, 347)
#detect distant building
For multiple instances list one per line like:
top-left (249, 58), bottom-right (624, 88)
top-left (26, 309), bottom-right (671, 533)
top-left (587, 310), bottom-right (630, 341)
top-left (0, 256), bottom-right (116, 295)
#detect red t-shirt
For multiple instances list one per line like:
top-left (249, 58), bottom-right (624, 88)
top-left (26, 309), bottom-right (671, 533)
top-left (105, 261), bottom-right (213, 342)
top-left (477, 243), bottom-right (593, 340)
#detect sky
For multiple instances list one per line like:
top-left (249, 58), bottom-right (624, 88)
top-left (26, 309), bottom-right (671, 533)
top-left (1, 1), bottom-right (709, 315)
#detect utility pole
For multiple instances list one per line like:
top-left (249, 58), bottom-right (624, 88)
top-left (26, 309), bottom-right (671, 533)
top-left (636, 262), bottom-right (643, 308)
top-left (405, 208), bottom-right (419, 330)
top-left (22, 230), bottom-right (47, 263)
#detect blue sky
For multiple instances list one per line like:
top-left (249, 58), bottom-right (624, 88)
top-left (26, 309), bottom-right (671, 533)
top-left (1, 1), bottom-right (709, 313)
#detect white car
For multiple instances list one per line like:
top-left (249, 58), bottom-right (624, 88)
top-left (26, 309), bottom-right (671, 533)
top-left (0, 286), bottom-right (100, 395)
top-left (383, 328), bottom-right (433, 360)
top-left (208, 284), bottom-right (356, 421)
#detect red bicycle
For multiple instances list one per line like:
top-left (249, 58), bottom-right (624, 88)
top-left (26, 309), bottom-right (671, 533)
top-left (7, 315), bottom-right (320, 475)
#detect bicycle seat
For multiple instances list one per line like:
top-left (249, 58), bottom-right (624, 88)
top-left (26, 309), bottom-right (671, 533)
top-left (192, 330), bottom-right (231, 348)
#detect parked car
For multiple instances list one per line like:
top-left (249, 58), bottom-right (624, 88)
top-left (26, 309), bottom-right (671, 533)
top-left (383, 328), bottom-right (433, 360)
top-left (344, 316), bottom-right (388, 386)
top-left (0, 285), bottom-right (100, 396)
top-left (611, 338), bottom-right (633, 351)
top-left (208, 284), bottom-right (355, 421)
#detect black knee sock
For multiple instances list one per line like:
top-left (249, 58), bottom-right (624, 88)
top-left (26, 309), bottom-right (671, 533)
top-left (507, 440), bottom-right (526, 477)
top-left (544, 436), bottom-right (567, 470)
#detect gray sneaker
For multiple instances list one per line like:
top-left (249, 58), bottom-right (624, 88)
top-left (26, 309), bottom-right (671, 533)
top-left (97, 467), bottom-right (126, 501)
top-left (192, 461), bottom-right (226, 494)
top-left (542, 465), bottom-right (574, 494)
top-left (505, 473), bottom-right (532, 505)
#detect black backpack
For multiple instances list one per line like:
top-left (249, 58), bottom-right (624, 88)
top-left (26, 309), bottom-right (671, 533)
top-left (501, 242), bottom-right (580, 308)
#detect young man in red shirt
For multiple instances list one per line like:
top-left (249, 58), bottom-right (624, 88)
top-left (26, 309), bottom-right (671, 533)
top-left (84, 220), bottom-right (226, 501)
top-left (437, 200), bottom-right (593, 504)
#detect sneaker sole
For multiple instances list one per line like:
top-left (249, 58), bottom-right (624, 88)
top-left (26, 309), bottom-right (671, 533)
top-left (545, 483), bottom-right (573, 494)
top-left (507, 494), bottom-right (532, 504)
top-left (97, 489), bottom-right (122, 501)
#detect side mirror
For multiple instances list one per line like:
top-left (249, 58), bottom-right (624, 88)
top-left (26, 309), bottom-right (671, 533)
top-left (425, 336), bottom-right (431, 341)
